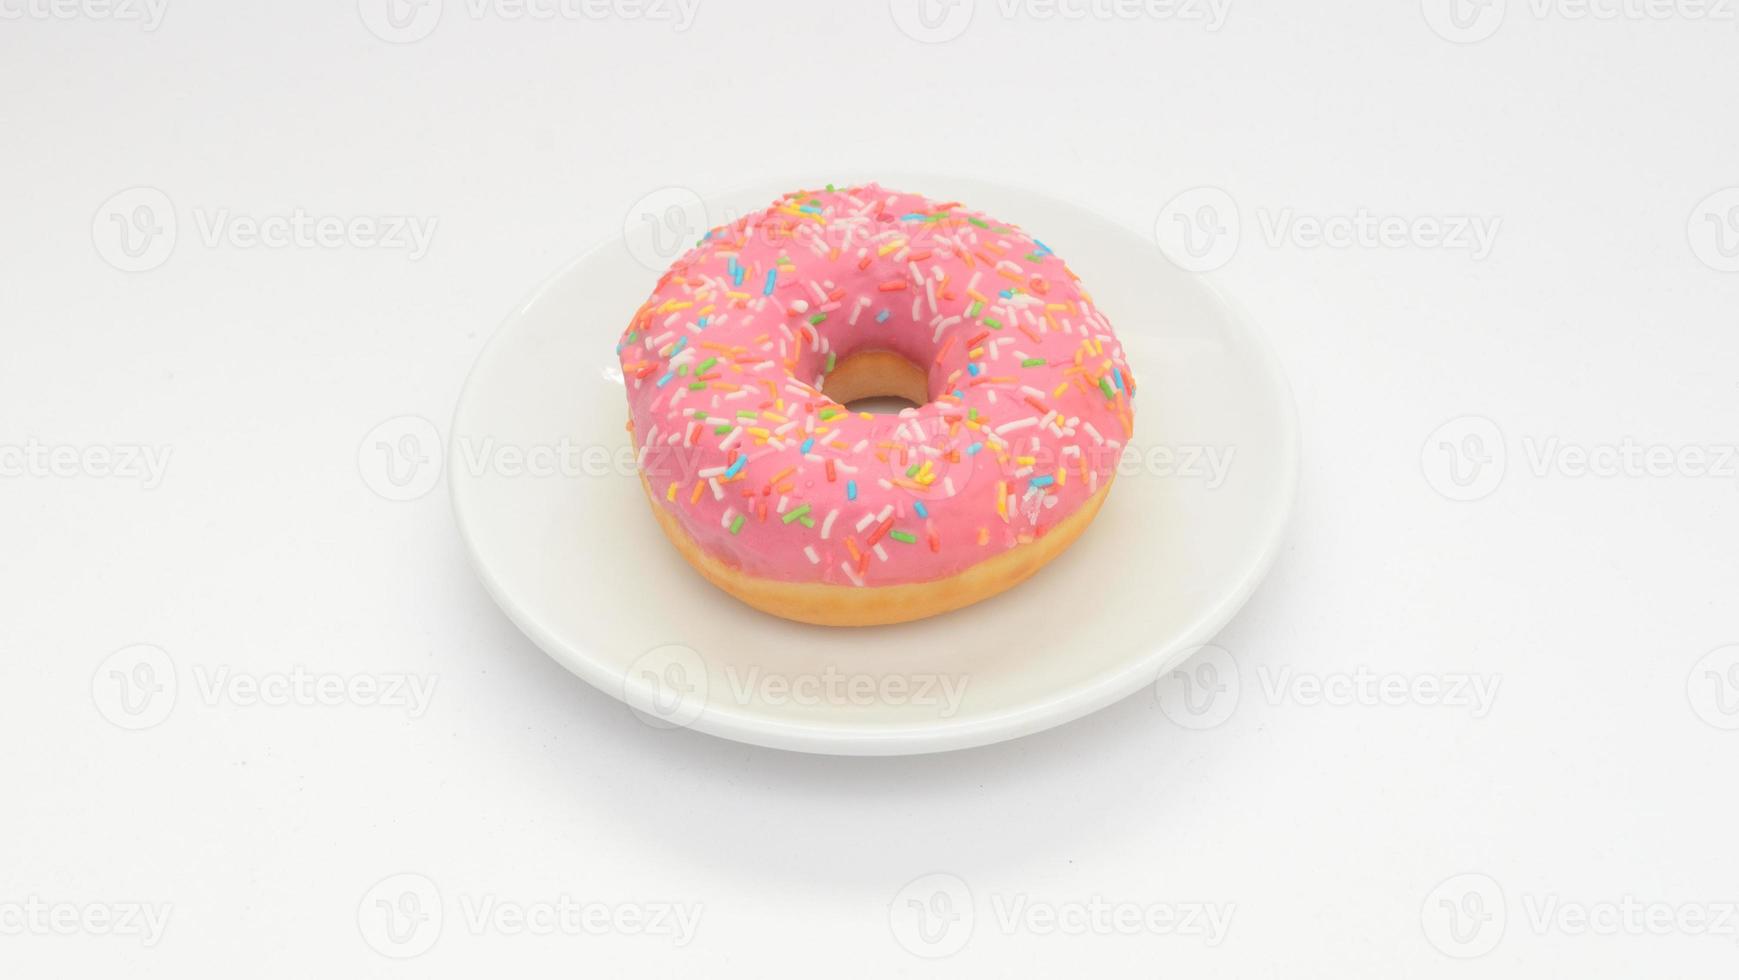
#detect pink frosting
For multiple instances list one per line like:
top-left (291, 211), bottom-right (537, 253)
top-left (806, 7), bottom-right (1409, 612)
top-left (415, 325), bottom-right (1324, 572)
top-left (616, 183), bottom-right (1135, 587)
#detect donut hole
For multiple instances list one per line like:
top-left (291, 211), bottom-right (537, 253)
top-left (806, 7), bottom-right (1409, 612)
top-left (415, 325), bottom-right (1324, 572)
top-left (820, 349), bottom-right (930, 415)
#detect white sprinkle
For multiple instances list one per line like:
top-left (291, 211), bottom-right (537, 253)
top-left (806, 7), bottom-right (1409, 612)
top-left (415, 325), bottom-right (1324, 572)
top-left (804, 545), bottom-right (820, 565)
top-left (821, 508), bottom-right (838, 539)
top-left (996, 417), bottom-right (1038, 435)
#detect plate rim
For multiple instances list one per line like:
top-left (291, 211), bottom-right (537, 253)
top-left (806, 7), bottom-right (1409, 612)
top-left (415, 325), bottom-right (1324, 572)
top-left (449, 174), bottom-right (1300, 755)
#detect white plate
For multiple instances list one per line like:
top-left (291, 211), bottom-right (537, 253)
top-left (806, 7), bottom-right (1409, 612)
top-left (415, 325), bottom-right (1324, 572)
top-left (450, 175), bottom-right (1298, 755)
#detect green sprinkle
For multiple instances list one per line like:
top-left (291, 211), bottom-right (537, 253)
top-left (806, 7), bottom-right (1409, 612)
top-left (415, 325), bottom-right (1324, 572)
top-left (729, 514), bottom-right (745, 534)
top-left (889, 530), bottom-right (917, 544)
top-left (713, 425), bottom-right (731, 435)
top-left (737, 410), bottom-right (758, 419)
top-left (1025, 252), bottom-right (1046, 263)
top-left (687, 381), bottom-right (707, 390)
top-left (799, 516), bottom-right (815, 528)
top-left (677, 364), bottom-right (689, 376)
top-left (819, 408), bottom-right (840, 421)
top-left (984, 317), bottom-right (1003, 330)
top-left (808, 313), bottom-right (826, 326)
top-left (905, 463), bottom-right (922, 478)
top-left (1099, 377), bottom-right (1117, 399)
top-left (968, 408), bottom-right (979, 420)
top-left (1021, 357), bottom-right (1045, 367)
top-left (825, 352), bottom-right (836, 372)
top-left (698, 357), bottom-right (717, 372)
top-left (967, 300), bottom-right (984, 318)
top-left (968, 217), bottom-right (988, 228)
top-left (782, 503), bottom-right (812, 525)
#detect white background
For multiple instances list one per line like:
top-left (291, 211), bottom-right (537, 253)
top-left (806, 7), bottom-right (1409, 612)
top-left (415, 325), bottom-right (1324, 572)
top-left (4, 0), bottom-right (1738, 976)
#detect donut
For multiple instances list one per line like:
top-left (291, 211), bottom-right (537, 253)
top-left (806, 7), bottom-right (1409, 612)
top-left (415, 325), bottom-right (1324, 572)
top-left (615, 183), bottom-right (1135, 626)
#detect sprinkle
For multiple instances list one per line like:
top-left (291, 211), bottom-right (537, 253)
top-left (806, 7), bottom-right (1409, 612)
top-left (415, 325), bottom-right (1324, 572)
top-left (914, 501), bottom-right (929, 518)
top-left (800, 437), bottom-right (815, 454)
top-left (729, 514), bottom-right (745, 534)
top-left (723, 455), bottom-right (747, 479)
top-left (983, 317), bottom-right (1003, 330)
top-left (876, 309), bottom-right (891, 323)
top-left (782, 503), bottom-right (812, 525)
top-left (1021, 357), bottom-right (1045, 367)
top-left (1030, 475), bottom-right (1055, 488)
top-left (889, 530), bottom-right (916, 544)
top-left (846, 480), bottom-right (858, 500)
top-left (763, 269), bottom-right (777, 295)
top-left (804, 545), bottom-right (820, 564)
top-left (878, 280), bottom-right (909, 292)
top-left (655, 371), bottom-right (675, 387)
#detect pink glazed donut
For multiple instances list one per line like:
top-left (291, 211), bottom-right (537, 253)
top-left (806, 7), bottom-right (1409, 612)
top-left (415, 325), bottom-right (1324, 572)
top-left (616, 183), bottom-right (1135, 626)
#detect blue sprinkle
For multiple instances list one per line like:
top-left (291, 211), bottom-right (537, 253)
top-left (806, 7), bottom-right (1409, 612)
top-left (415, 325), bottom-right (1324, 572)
top-left (846, 480), bottom-right (858, 501)
top-left (697, 316), bottom-right (709, 330)
top-left (723, 456), bottom-right (746, 478)
top-left (967, 363), bottom-right (981, 376)
top-left (899, 212), bottom-right (926, 221)
top-left (764, 269), bottom-right (777, 296)
top-left (952, 389), bottom-right (965, 399)
top-left (914, 501), bottom-right (929, 518)
top-left (1034, 239), bottom-right (1053, 255)
top-left (800, 437), bottom-right (815, 454)
top-left (875, 309), bottom-right (891, 323)
top-left (655, 371), bottom-right (674, 387)
top-left (670, 337), bottom-right (687, 355)
top-left (1113, 368), bottom-right (1125, 392)
top-left (965, 442), bottom-right (983, 455)
top-left (1030, 475), bottom-right (1055, 488)
top-left (998, 289), bottom-right (1013, 299)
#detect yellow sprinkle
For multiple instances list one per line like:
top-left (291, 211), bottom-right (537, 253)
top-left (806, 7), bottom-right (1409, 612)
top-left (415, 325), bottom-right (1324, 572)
top-left (665, 482), bottom-right (678, 501)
